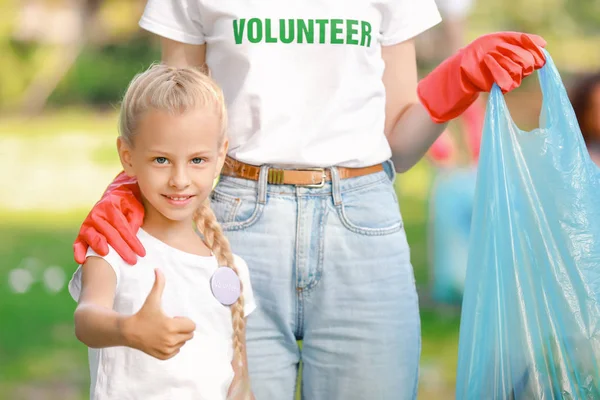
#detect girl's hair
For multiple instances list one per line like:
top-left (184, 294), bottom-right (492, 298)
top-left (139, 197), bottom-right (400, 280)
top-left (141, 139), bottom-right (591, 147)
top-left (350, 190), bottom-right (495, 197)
top-left (118, 64), bottom-right (250, 398)
top-left (194, 200), bottom-right (251, 398)
top-left (569, 72), bottom-right (600, 145)
top-left (118, 63), bottom-right (227, 146)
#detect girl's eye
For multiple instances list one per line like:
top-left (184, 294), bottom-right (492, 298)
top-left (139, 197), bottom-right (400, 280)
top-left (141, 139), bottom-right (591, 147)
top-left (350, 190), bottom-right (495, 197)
top-left (154, 157), bottom-right (168, 164)
top-left (191, 158), bottom-right (204, 165)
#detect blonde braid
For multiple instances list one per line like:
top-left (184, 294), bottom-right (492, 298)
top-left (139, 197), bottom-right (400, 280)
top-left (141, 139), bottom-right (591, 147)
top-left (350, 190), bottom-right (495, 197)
top-left (194, 199), bottom-right (251, 399)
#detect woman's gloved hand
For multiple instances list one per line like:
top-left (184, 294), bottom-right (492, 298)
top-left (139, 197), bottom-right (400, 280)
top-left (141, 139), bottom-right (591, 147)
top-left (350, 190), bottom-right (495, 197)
top-left (418, 32), bottom-right (547, 123)
top-left (73, 172), bottom-right (146, 265)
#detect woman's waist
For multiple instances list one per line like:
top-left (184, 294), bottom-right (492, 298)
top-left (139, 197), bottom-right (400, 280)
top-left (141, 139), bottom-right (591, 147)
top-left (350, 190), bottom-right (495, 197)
top-left (215, 156), bottom-right (396, 198)
top-left (227, 135), bottom-right (392, 170)
top-left (224, 154), bottom-right (388, 185)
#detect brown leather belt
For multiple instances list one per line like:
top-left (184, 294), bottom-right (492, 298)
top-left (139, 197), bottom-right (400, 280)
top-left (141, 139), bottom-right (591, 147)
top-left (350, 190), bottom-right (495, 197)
top-left (222, 156), bottom-right (384, 187)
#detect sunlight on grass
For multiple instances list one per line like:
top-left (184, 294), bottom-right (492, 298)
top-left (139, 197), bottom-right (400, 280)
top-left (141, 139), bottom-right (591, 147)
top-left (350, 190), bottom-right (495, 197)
top-left (1, 128), bottom-right (121, 212)
top-left (0, 107), bottom-right (119, 137)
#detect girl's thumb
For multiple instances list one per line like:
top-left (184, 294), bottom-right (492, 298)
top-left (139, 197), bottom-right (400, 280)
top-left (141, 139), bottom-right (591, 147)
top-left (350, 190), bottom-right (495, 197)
top-left (144, 268), bottom-right (166, 306)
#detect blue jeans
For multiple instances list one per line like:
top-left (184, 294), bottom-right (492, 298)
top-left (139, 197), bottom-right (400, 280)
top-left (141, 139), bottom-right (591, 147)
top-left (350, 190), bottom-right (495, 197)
top-left (210, 161), bottom-right (421, 400)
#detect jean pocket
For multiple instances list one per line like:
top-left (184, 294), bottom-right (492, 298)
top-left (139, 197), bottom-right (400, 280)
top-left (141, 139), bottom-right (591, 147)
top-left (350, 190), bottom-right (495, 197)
top-left (335, 178), bottom-right (403, 236)
top-left (210, 182), bottom-right (264, 231)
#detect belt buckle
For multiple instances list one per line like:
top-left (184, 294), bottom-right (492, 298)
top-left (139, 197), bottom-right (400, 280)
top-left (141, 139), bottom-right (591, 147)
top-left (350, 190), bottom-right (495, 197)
top-left (298, 168), bottom-right (326, 188)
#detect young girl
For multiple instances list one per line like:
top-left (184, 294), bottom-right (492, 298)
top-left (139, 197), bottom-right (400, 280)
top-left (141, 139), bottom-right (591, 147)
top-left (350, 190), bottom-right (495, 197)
top-left (71, 1), bottom-right (547, 398)
top-left (68, 64), bottom-right (256, 400)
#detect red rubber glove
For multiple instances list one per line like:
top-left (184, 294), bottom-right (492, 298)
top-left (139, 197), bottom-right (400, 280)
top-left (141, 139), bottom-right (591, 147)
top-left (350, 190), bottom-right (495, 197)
top-left (73, 171), bottom-right (146, 265)
top-left (417, 32), bottom-right (547, 123)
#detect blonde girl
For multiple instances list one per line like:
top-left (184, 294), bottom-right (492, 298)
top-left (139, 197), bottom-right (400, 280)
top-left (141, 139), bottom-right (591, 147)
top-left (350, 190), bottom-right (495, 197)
top-left (68, 64), bottom-right (256, 400)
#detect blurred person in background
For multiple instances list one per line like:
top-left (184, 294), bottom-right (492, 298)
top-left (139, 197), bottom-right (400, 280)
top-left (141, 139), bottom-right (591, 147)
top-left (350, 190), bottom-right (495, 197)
top-left (425, 0), bottom-right (481, 309)
top-left (570, 72), bottom-right (600, 166)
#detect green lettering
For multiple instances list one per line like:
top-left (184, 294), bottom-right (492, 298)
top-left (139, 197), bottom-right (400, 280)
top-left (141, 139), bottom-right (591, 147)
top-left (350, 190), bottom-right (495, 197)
top-left (233, 19), bottom-right (246, 44)
top-left (315, 19), bottom-right (329, 44)
top-left (247, 18), bottom-right (263, 43)
top-left (330, 19), bottom-right (344, 44)
top-left (280, 19), bottom-right (295, 44)
top-left (235, 18), bottom-right (371, 46)
top-left (360, 21), bottom-right (372, 47)
top-left (346, 20), bottom-right (359, 45)
top-left (298, 19), bottom-right (314, 43)
top-left (265, 19), bottom-right (277, 43)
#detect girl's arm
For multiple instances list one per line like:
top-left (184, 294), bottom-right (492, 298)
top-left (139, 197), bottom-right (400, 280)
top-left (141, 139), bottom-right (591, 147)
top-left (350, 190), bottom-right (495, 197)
top-left (382, 39), bottom-right (447, 173)
top-left (73, 257), bottom-right (129, 348)
top-left (74, 261), bottom-right (196, 359)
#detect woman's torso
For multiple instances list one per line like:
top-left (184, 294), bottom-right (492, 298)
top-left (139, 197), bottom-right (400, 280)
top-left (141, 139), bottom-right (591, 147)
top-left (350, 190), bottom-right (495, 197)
top-left (140, 0), bottom-right (441, 168)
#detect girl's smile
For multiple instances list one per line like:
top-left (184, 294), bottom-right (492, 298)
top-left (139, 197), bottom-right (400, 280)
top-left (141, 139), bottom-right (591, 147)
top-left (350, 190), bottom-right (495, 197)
top-left (162, 194), bottom-right (196, 207)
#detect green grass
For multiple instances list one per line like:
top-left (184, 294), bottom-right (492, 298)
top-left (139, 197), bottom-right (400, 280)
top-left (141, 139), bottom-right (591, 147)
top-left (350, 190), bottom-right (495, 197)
top-left (0, 107), bottom-right (119, 137)
top-left (0, 212), bottom-right (90, 399)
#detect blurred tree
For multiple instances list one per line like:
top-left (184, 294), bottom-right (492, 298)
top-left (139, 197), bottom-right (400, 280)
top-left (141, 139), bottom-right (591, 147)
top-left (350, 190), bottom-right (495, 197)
top-left (565, 0), bottom-right (600, 35)
top-left (478, 0), bottom-right (600, 37)
top-left (49, 34), bottom-right (159, 106)
top-left (467, 0), bottom-right (600, 73)
top-left (10, 0), bottom-right (146, 114)
top-left (13, 0), bottom-right (103, 114)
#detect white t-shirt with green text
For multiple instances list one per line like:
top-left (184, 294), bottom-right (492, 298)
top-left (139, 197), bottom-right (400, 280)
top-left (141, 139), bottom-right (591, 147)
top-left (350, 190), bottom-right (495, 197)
top-left (140, 1), bottom-right (441, 168)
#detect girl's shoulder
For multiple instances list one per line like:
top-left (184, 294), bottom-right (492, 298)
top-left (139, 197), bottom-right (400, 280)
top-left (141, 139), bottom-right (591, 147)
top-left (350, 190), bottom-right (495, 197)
top-left (68, 243), bottom-right (134, 301)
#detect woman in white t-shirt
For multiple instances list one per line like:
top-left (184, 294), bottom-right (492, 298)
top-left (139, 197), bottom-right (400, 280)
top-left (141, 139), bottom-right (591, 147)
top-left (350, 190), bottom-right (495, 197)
top-left (69, 65), bottom-right (256, 399)
top-left (70, 1), bottom-right (547, 398)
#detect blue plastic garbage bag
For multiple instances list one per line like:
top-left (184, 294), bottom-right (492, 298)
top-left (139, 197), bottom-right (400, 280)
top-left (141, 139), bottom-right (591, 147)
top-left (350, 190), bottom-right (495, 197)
top-left (456, 50), bottom-right (600, 399)
top-left (429, 167), bottom-right (477, 304)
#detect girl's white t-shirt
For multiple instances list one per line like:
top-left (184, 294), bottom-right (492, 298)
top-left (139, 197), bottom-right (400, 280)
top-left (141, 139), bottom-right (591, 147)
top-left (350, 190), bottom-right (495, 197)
top-left (139, 0), bottom-right (442, 168)
top-left (68, 228), bottom-right (256, 400)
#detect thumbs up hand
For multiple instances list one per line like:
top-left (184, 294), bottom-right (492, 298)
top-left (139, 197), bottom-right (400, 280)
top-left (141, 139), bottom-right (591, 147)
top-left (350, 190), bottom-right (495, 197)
top-left (122, 269), bottom-right (196, 360)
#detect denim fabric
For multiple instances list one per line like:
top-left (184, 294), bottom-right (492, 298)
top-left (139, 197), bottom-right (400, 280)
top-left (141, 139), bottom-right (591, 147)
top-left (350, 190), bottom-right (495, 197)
top-left (210, 161), bottom-right (421, 400)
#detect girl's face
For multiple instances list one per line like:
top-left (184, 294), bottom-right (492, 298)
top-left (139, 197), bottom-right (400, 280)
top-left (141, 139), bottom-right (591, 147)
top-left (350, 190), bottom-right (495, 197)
top-left (118, 107), bottom-right (227, 227)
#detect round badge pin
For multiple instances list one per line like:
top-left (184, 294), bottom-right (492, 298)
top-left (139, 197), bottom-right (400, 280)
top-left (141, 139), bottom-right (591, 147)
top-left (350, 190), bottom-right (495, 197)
top-left (210, 267), bottom-right (241, 306)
